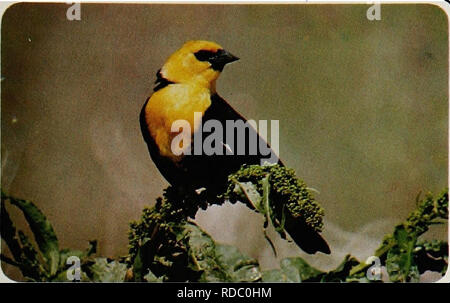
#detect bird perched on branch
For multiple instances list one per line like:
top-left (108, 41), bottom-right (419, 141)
top-left (140, 40), bottom-right (330, 254)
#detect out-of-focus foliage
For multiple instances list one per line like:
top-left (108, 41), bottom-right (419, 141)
top-left (1, 171), bottom-right (447, 282)
top-left (1, 191), bottom-right (98, 281)
top-left (348, 189), bottom-right (449, 282)
top-left (382, 190), bottom-right (448, 282)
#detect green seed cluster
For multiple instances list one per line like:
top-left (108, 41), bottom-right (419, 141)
top-left (405, 189), bottom-right (448, 236)
top-left (225, 164), bottom-right (325, 232)
top-left (415, 239), bottom-right (448, 253)
top-left (377, 189), bottom-right (448, 257)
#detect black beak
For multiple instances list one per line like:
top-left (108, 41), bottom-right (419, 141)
top-left (210, 49), bottom-right (239, 71)
top-left (194, 48), bottom-right (240, 71)
top-left (217, 49), bottom-right (239, 64)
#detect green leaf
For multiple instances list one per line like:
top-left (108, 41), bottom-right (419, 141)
top-left (184, 223), bottom-right (217, 271)
top-left (131, 237), bottom-right (151, 281)
top-left (232, 181), bottom-right (263, 212)
top-left (214, 244), bottom-right (261, 282)
top-left (184, 222), bottom-right (227, 281)
top-left (320, 255), bottom-right (360, 282)
top-left (8, 196), bottom-right (60, 276)
top-left (386, 225), bottom-right (418, 282)
top-left (0, 196), bottom-right (23, 265)
top-left (261, 269), bottom-right (289, 282)
top-left (86, 240), bottom-right (97, 256)
top-left (143, 270), bottom-right (164, 282)
top-left (87, 258), bottom-right (127, 282)
top-left (183, 222), bottom-right (261, 282)
top-left (17, 230), bottom-right (45, 280)
top-left (262, 257), bottom-right (323, 282)
top-left (282, 257), bottom-right (324, 281)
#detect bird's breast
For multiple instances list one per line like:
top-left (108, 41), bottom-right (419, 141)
top-left (144, 84), bottom-right (212, 161)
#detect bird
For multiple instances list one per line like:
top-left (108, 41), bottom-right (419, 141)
top-left (140, 40), bottom-right (330, 254)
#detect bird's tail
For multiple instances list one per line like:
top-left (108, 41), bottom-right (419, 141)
top-left (284, 212), bottom-right (331, 254)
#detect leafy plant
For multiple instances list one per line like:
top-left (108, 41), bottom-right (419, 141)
top-left (348, 189), bottom-right (449, 282)
top-left (1, 191), bottom-right (98, 281)
top-left (126, 164), bottom-right (326, 281)
top-left (1, 165), bottom-right (448, 282)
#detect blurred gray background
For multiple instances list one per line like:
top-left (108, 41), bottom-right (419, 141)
top-left (1, 3), bottom-right (448, 281)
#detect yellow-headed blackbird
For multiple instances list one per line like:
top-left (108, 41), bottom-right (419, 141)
top-left (140, 40), bottom-right (330, 254)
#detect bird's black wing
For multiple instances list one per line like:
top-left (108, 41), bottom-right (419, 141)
top-left (175, 93), bottom-right (281, 192)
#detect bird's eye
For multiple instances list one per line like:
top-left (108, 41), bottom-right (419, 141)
top-left (194, 50), bottom-right (217, 62)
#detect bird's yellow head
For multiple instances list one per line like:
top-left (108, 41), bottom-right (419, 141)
top-left (159, 40), bottom-right (239, 90)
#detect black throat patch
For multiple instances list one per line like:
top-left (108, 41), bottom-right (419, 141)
top-left (154, 69), bottom-right (174, 92)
